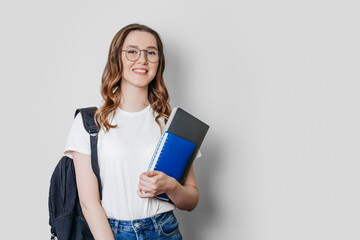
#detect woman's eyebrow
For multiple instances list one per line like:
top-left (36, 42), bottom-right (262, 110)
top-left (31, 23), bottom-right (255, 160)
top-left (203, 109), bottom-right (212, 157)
top-left (126, 44), bottom-right (158, 50)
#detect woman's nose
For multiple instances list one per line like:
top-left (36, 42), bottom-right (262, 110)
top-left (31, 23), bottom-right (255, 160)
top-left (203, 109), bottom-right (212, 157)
top-left (138, 50), bottom-right (148, 63)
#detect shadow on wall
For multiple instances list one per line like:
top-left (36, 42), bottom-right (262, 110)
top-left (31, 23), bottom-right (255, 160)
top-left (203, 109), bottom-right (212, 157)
top-left (165, 44), bottom-right (221, 239)
top-left (175, 131), bottom-right (221, 240)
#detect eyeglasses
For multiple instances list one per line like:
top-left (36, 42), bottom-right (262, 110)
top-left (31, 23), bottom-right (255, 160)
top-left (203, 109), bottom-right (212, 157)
top-left (121, 47), bottom-right (161, 63)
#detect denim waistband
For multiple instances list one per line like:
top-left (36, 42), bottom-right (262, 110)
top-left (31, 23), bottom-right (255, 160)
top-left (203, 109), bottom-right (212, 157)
top-left (108, 211), bottom-right (174, 233)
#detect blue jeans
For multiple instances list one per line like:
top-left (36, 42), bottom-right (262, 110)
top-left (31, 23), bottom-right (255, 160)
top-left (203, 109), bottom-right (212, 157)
top-left (108, 211), bottom-right (182, 240)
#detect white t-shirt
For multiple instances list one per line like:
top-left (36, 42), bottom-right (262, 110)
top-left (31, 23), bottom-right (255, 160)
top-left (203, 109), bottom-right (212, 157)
top-left (64, 104), bottom-right (201, 220)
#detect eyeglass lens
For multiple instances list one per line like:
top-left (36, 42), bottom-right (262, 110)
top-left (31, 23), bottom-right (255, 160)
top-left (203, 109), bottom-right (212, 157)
top-left (125, 47), bottom-right (160, 63)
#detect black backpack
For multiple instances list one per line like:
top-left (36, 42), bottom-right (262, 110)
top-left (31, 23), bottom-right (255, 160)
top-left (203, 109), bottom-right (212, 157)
top-left (48, 107), bottom-right (102, 240)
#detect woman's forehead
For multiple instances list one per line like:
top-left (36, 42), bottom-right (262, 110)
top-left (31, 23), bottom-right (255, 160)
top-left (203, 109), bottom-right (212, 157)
top-left (123, 31), bottom-right (157, 49)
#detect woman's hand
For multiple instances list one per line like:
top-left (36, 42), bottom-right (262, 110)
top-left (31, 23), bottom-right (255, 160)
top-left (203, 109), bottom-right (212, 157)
top-left (138, 166), bottom-right (199, 211)
top-left (137, 171), bottom-right (178, 198)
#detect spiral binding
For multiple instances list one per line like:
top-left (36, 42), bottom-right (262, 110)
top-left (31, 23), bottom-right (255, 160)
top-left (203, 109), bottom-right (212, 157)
top-left (155, 137), bottom-right (168, 169)
top-left (148, 132), bottom-right (169, 171)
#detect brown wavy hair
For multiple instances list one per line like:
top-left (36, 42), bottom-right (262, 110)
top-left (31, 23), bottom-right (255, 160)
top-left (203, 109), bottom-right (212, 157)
top-left (94, 23), bottom-right (171, 134)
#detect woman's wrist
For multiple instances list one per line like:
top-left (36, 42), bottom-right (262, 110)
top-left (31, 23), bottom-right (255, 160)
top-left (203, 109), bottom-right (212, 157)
top-left (166, 176), bottom-right (179, 194)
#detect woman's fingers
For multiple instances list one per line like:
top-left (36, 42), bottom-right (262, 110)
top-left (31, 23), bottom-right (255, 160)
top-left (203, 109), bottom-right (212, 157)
top-left (145, 171), bottom-right (161, 177)
top-left (137, 188), bottom-right (156, 198)
top-left (137, 188), bottom-right (151, 198)
top-left (139, 172), bottom-right (157, 184)
top-left (138, 174), bottom-right (163, 196)
top-left (138, 181), bottom-right (151, 192)
top-left (138, 171), bottom-right (172, 198)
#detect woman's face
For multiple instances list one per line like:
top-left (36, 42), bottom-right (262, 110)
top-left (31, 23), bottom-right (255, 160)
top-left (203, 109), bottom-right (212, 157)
top-left (121, 30), bottom-right (159, 89)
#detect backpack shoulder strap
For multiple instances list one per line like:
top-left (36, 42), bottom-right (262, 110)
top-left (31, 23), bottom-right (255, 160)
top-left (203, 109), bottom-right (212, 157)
top-left (74, 107), bottom-right (98, 135)
top-left (74, 107), bottom-right (102, 200)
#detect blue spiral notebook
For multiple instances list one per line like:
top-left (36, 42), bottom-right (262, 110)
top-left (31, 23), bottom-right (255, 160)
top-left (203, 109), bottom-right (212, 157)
top-left (147, 131), bottom-right (196, 201)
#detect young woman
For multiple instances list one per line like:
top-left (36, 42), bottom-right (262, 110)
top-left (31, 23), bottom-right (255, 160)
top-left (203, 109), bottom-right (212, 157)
top-left (64, 23), bottom-right (201, 240)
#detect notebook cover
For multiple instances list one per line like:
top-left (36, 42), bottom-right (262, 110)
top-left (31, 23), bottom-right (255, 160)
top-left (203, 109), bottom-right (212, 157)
top-left (152, 131), bottom-right (196, 180)
top-left (164, 107), bottom-right (210, 149)
top-left (149, 131), bottom-right (196, 201)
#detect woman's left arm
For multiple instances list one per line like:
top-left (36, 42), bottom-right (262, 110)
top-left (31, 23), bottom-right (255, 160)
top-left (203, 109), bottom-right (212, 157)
top-left (137, 166), bottom-right (199, 211)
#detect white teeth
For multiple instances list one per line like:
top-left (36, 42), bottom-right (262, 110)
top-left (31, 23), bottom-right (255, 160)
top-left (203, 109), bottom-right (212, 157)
top-left (133, 69), bottom-right (147, 73)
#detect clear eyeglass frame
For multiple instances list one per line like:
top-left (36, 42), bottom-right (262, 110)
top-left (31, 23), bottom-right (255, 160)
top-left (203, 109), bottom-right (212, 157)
top-left (121, 47), bottom-right (161, 63)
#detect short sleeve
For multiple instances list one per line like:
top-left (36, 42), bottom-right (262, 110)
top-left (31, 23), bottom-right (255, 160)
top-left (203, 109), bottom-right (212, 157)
top-left (64, 112), bottom-right (91, 159)
top-left (196, 149), bottom-right (202, 159)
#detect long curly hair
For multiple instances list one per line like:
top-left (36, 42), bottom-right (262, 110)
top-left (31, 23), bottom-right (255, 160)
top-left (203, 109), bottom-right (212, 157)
top-left (94, 23), bottom-right (171, 133)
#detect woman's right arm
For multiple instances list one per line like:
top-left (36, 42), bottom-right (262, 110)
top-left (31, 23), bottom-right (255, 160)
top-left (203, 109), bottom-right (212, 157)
top-left (72, 151), bottom-right (115, 240)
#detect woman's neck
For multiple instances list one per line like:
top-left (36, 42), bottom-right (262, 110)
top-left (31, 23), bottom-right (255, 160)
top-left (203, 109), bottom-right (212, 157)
top-left (118, 81), bottom-right (150, 112)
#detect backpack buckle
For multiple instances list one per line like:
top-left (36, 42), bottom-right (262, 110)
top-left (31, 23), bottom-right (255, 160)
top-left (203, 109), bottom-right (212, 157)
top-left (88, 126), bottom-right (98, 137)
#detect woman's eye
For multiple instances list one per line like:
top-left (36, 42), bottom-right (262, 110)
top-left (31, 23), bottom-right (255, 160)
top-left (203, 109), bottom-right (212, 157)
top-left (128, 50), bottom-right (138, 54)
top-left (148, 51), bottom-right (156, 55)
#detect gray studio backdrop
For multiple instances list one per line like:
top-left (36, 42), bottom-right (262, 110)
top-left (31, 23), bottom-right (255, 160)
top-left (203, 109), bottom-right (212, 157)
top-left (1, 0), bottom-right (359, 239)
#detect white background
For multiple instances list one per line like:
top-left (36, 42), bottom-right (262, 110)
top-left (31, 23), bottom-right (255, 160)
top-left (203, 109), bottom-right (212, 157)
top-left (1, 0), bottom-right (359, 239)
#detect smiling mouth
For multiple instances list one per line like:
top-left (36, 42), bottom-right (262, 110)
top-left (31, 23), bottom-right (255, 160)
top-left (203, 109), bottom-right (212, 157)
top-left (133, 69), bottom-right (148, 73)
